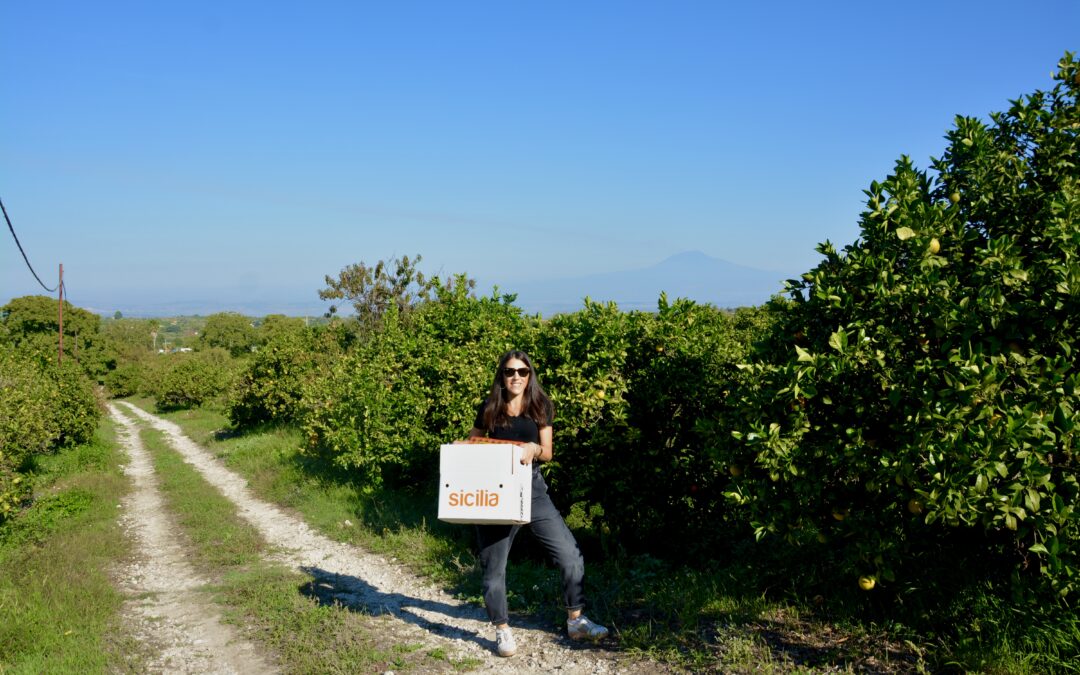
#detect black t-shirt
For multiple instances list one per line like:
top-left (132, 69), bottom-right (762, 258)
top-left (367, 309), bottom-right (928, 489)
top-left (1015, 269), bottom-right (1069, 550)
top-left (473, 404), bottom-right (543, 444)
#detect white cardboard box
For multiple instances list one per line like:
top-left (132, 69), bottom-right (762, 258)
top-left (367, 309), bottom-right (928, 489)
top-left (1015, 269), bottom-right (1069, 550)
top-left (438, 443), bottom-right (532, 525)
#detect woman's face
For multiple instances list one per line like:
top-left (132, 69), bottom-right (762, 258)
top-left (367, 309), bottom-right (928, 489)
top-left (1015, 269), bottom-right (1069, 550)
top-left (502, 357), bottom-right (530, 398)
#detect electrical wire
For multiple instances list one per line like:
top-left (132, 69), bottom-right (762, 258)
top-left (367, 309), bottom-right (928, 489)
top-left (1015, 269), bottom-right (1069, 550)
top-left (1, 196), bottom-right (59, 293)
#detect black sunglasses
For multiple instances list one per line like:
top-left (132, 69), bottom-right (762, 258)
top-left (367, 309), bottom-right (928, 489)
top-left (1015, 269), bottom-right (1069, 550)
top-left (502, 367), bottom-right (531, 377)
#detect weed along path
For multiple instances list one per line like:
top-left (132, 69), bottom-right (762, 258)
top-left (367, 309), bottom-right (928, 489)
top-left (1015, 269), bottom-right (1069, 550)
top-left (108, 404), bottom-right (275, 674)
top-left (113, 402), bottom-right (661, 674)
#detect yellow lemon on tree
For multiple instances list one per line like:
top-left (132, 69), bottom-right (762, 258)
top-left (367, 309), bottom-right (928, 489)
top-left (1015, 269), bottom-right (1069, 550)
top-left (928, 238), bottom-right (941, 255)
top-left (858, 576), bottom-right (876, 591)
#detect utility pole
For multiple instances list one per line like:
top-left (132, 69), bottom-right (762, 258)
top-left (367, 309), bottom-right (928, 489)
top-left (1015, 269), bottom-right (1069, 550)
top-left (58, 263), bottom-right (64, 365)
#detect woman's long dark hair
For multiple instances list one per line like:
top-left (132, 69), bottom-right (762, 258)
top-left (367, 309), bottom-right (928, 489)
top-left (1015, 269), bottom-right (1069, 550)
top-left (479, 350), bottom-right (554, 432)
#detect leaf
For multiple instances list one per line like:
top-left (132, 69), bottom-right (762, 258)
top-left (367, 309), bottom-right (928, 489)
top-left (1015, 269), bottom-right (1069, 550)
top-left (1025, 488), bottom-right (1041, 513)
top-left (1029, 543), bottom-right (1049, 555)
top-left (795, 345), bottom-right (814, 362)
top-left (896, 227), bottom-right (917, 240)
top-left (828, 330), bottom-right (848, 353)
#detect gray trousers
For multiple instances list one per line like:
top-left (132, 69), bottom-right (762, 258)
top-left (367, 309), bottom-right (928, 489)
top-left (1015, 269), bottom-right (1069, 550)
top-left (476, 470), bottom-right (586, 625)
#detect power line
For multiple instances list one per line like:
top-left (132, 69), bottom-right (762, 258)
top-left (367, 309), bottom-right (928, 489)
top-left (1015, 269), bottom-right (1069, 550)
top-left (1, 196), bottom-right (58, 293)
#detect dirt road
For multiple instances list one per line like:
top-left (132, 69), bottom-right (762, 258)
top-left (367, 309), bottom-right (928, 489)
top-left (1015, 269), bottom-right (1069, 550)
top-left (109, 402), bottom-right (661, 674)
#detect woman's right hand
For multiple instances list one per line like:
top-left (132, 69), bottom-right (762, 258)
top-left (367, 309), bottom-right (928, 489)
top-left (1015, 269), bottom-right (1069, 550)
top-left (519, 442), bottom-right (542, 464)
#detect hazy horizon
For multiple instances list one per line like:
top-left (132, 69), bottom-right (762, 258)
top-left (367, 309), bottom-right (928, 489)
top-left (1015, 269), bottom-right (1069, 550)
top-left (25, 249), bottom-right (793, 318)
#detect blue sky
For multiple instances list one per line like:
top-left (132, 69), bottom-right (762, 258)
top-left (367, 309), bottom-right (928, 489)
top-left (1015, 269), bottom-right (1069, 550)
top-left (2, 1), bottom-right (1077, 315)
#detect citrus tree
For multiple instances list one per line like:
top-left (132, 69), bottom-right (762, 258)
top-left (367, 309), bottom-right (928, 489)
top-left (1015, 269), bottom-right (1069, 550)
top-left (717, 54), bottom-right (1079, 597)
top-left (536, 297), bottom-right (775, 555)
top-left (198, 312), bottom-right (258, 357)
top-left (156, 348), bottom-right (237, 410)
top-left (227, 320), bottom-right (344, 428)
top-left (1, 295), bottom-right (110, 381)
top-left (301, 279), bottom-right (534, 488)
top-left (0, 345), bottom-right (99, 521)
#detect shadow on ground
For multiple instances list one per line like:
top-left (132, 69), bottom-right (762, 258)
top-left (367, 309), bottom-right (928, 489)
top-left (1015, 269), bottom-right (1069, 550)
top-left (298, 565), bottom-right (617, 656)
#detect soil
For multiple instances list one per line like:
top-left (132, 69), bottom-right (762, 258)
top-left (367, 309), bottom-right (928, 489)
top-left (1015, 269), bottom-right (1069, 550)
top-left (108, 402), bottom-right (665, 674)
top-left (109, 404), bottom-right (276, 674)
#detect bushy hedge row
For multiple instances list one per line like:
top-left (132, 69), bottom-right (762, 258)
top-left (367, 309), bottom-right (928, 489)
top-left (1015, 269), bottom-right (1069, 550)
top-left (100, 344), bottom-right (241, 413)
top-left (223, 283), bottom-right (773, 556)
top-left (300, 282), bottom-right (535, 486)
top-left (712, 54), bottom-right (1080, 599)
top-left (155, 348), bottom-right (238, 411)
top-left (227, 323), bottom-right (345, 428)
top-left (0, 346), bottom-right (99, 521)
top-left (535, 297), bottom-right (775, 554)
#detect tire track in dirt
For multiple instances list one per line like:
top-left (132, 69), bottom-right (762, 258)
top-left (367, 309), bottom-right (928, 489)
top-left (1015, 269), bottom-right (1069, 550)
top-left (109, 403), bottom-right (276, 675)
top-left (115, 401), bottom-right (663, 674)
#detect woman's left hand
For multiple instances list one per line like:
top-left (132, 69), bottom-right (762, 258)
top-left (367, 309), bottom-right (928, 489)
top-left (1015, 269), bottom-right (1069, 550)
top-left (520, 442), bottom-right (543, 465)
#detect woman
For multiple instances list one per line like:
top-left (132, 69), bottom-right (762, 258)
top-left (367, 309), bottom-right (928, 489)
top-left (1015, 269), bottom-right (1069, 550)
top-left (468, 350), bottom-right (609, 658)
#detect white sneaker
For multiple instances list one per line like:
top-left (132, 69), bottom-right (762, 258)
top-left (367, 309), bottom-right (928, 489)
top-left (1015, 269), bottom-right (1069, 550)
top-left (495, 626), bottom-right (517, 657)
top-left (567, 615), bottom-right (609, 641)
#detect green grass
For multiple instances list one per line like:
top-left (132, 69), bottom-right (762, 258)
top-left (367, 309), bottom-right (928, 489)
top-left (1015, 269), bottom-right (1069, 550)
top-left (125, 401), bottom-right (1080, 672)
top-left (149, 404), bottom-right (478, 586)
top-left (136, 423), bottom-right (479, 672)
top-left (0, 420), bottom-right (145, 674)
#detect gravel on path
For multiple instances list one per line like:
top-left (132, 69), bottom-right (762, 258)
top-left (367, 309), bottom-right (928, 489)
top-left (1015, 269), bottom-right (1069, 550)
top-left (115, 401), bottom-right (664, 674)
top-left (109, 403), bottom-right (277, 675)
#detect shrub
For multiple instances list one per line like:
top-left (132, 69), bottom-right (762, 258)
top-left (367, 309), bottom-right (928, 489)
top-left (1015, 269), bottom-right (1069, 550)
top-left (227, 326), bottom-right (333, 428)
top-left (199, 312), bottom-right (257, 357)
top-left (0, 348), bottom-right (53, 519)
top-left (0, 295), bottom-right (110, 383)
top-left (47, 359), bottom-right (100, 448)
top-left (717, 54), bottom-right (1080, 598)
top-left (300, 281), bottom-right (532, 488)
top-left (156, 348), bottom-right (236, 411)
top-left (0, 346), bottom-right (101, 521)
top-left (103, 361), bottom-right (144, 398)
top-left (536, 297), bottom-right (775, 555)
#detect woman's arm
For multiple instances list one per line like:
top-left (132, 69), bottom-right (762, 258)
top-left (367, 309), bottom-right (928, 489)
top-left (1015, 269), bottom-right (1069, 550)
top-left (521, 426), bottom-right (553, 464)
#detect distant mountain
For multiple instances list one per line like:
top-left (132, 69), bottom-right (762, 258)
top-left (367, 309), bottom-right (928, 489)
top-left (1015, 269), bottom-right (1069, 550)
top-left (499, 251), bottom-right (794, 315)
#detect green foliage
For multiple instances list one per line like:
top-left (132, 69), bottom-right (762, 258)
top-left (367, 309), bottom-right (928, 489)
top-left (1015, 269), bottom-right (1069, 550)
top-left (199, 312), bottom-right (258, 357)
top-left (718, 54), bottom-right (1080, 598)
top-left (103, 361), bottom-right (144, 398)
top-left (0, 346), bottom-right (100, 521)
top-left (156, 348), bottom-right (237, 411)
top-left (299, 278), bottom-right (773, 549)
top-left (48, 358), bottom-right (101, 448)
top-left (318, 254), bottom-right (476, 327)
top-left (100, 316), bottom-right (155, 358)
top-left (537, 297), bottom-right (776, 554)
top-left (0, 295), bottom-right (110, 381)
top-left (256, 314), bottom-right (307, 346)
top-left (0, 348), bottom-right (50, 518)
top-left (227, 323), bottom-right (340, 428)
top-left (301, 280), bottom-right (531, 487)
